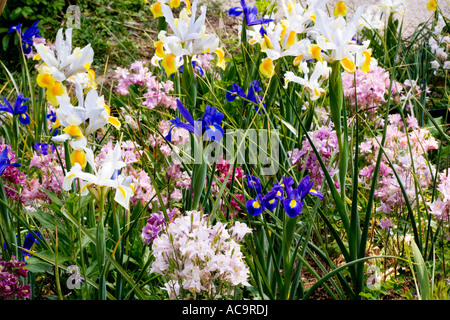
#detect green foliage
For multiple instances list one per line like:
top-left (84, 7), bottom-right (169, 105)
top-left (0, 0), bottom-right (65, 73)
top-left (72, 0), bottom-right (156, 70)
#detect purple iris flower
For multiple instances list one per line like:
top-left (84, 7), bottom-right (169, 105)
top-left (46, 110), bottom-right (57, 123)
top-left (22, 231), bottom-right (42, 261)
top-left (8, 21), bottom-right (41, 54)
top-left (202, 105), bottom-right (225, 142)
top-left (226, 80), bottom-right (266, 114)
top-left (246, 80), bottom-right (266, 114)
top-left (178, 61), bottom-right (205, 76)
top-left (282, 175), bottom-right (323, 218)
top-left (46, 110), bottom-right (59, 136)
top-left (245, 175), bottom-right (278, 216)
top-left (0, 148), bottom-right (21, 176)
top-left (165, 99), bottom-right (224, 142)
top-left (0, 94), bottom-right (30, 125)
top-left (34, 143), bottom-right (51, 156)
top-left (246, 175), bottom-right (323, 217)
top-left (226, 83), bottom-right (246, 102)
top-left (229, 0), bottom-right (274, 27)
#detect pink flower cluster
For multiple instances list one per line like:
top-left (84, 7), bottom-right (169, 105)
top-left (0, 143), bottom-right (27, 202)
top-left (141, 208), bottom-right (180, 245)
top-left (149, 120), bottom-right (190, 157)
top-left (288, 125), bottom-right (340, 188)
top-left (213, 156), bottom-right (245, 215)
top-left (359, 113), bottom-right (438, 215)
top-left (96, 140), bottom-right (190, 210)
top-left (22, 145), bottom-right (66, 208)
top-left (114, 61), bottom-right (177, 110)
top-left (428, 172), bottom-right (450, 224)
top-left (150, 210), bottom-right (251, 299)
top-left (0, 256), bottom-right (30, 300)
top-left (342, 65), bottom-right (402, 114)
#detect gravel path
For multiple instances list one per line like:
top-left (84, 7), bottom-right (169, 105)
top-left (220, 0), bottom-right (450, 38)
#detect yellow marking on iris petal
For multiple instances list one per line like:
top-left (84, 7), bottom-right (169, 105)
top-left (310, 14), bottom-right (316, 23)
top-left (104, 104), bottom-right (121, 129)
top-left (52, 118), bottom-right (61, 130)
top-left (427, 0), bottom-right (437, 11)
top-left (129, 184), bottom-right (135, 194)
top-left (51, 81), bottom-right (64, 96)
top-left (277, 191), bottom-right (282, 196)
top-left (263, 34), bottom-right (274, 50)
top-left (285, 31), bottom-right (296, 49)
top-left (259, 57), bottom-right (275, 78)
top-left (309, 45), bottom-right (323, 62)
top-left (287, 1), bottom-right (294, 12)
top-left (333, 1), bottom-right (347, 17)
top-left (185, 0), bottom-right (191, 14)
top-left (314, 88), bottom-right (320, 97)
top-left (169, 0), bottom-right (180, 8)
top-left (289, 199), bottom-right (297, 208)
top-left (253, 201), bottom-right (260, 209)
top-left (214, 48), bottom-right (226, 70)
top-left (361, 50), bottom-right (371, 73)
top-left (162, 54), bottom-right (177, 76)
top-left (37, 73), bottom-right (55, 88)
top-left (70, 150), bottom-right (87, 169)
top-left (108, 116), bottom-right (121, 129)
top-left (150, 2), bottom-right (163, 18)
top-left (33, 52), bottom-right (41, 60)
top-left (209, 125), bottom-right (216, 132)
top-left (293, 54), bottom-right (303, 66)
top-left (82, 183), bottom-right (90, 192)
top-left (67, 174), bottom-right (76, 179)
top-left (269, 199), bottom-right (275, 204)
top-left (88, 68), bottom-right (95, 81)
top-left (118, 186), bottom-right (127, 199)
top-left (64, 125), bottom-right (83, 137)
top-left (341, 57), bottom-right (356, 73)
top-left (280, 23), bottom-right (287, 42)
top-left (46, 81), bottom-right (65, 106)
top-left (155, 41), bottom-right (165, 58)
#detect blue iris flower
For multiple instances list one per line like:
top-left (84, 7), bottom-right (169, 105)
top-left (202, 105), bottom-right (225, 142)
top-left (282, 175), bottom-right (323, 218)
top-left (226, 80), bottom-right (266, 114)
top-left (179, 61), bottom-right (205, 76)
top-left (229, 0), bottom-right (274, 27)
top-left (46, 110), bottom-right (59, 136)
top-left (0, 94), bottom-right (31, 125)
top-left (0, 147), bottom-right (21, 176)
top-left (34, 143), bottom-right (51, 156)
top-left (245, 174), bottom-right (323, 217)
top-left (8, 21), bottom-right (41, 54)
top-left (245, 175), bottom-right (278, 216)
top-left (226, 84), bottom-right (246, 102)
top-left (22, 231), bottom-right (42, 261)
top-left (165, 99), bottom-right (224, 143)
top-left (47, 110), bottom-right (57, 123)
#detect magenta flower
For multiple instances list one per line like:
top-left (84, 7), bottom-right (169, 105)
top-left (379, 218), bottom-right (393, 231)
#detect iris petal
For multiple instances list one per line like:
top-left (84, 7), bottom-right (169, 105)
top-left (246, 199), bottom-right (263, 216)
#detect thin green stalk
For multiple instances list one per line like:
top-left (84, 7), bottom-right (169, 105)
top-left (96, 188), bottom-right (107, 300)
